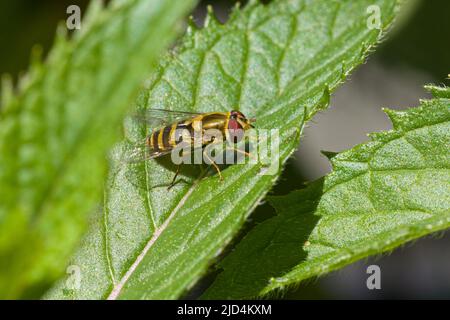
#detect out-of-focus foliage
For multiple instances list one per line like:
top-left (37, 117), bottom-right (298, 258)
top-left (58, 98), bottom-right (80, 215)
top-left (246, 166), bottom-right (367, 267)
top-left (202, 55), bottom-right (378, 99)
top-left (0, 0), bottom-right (196, 298)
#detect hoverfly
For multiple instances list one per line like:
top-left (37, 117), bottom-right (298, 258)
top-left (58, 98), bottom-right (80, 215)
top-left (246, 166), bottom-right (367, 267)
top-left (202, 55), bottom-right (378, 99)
top-left (128, 109), bottom-right (256, 189)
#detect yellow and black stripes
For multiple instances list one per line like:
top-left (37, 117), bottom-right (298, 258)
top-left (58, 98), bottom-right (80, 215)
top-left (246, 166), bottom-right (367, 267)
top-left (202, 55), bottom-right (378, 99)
top-left (148, 122), bottom-right (193, 153)
top-left (224, 111), bottom-right (231, 141)
top-left (152, 125), bottom-right (172, 151)
top-left (146, 111), bottom-right (241, 154)
top-left (149, 130), bottom-right (158, 151)
top-left (169, 123), bottom-right (178, 146)
top-left (162, 126), bottom-right (172, 149)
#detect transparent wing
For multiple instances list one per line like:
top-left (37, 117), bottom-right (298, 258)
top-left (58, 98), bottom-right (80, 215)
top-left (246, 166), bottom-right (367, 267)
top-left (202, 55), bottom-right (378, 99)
top-left (118, 139), bottom-right (171, 164)
top-left (130, 108), bottom-right (201, 129)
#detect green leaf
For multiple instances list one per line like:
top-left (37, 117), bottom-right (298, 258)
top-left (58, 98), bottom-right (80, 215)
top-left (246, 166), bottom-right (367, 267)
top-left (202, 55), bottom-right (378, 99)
top-left (202, 85), bottom-right (450, 299)
top-left (45, 0), bottom-right (400, 299)
top-left (0, 0), bottom-right (196, 298)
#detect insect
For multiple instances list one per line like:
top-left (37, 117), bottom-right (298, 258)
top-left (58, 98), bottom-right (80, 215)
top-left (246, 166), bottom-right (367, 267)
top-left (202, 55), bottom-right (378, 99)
top-left (129, 109), bottom-right (256, 189)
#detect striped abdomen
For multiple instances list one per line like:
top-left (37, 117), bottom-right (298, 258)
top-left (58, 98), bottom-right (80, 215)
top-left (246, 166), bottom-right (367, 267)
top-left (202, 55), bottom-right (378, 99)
top-left (147, 123), bottom-right (187, 154)
top-left (145, 112), bottom-right (230, 156)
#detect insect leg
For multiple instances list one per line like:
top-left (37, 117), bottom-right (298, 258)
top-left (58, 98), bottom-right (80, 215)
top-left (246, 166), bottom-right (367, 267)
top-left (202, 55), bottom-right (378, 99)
top-left (167, 165), bottom-right (181, 190)
top-left (203, 150), bottom-right (223, 181)
top-left (224, 147), bottom-right (255, 159)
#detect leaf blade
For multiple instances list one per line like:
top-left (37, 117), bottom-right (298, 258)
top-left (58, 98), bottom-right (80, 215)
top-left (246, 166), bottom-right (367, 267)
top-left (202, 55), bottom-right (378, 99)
top-left (202, 86), bottom-right (450, 299)
top-left (45, 0), bottom-right (401, 300)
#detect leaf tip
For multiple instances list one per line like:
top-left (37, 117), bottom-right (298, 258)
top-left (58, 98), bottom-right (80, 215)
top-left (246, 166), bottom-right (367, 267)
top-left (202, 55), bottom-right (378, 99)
top-left (80, 0), bottom-right (104, 35)
top-left (315, 85), bottom-right (331, 112)
top-left (321, 150), bottom-right (338, 161)
top-left (424, 84), bottom-right (450, 99)
top-left (358, 42), bottom-right (370, 64)
top-left (55, 21), bottom-right (69, 45)
top-left (187, 15), bottom-right (199, 34)
top-left (268, 276), bottom-right (286, 290)
top-left (204, 5), bottom-right (220, 28)
top-left (383, 107), bottom-right (404, 130)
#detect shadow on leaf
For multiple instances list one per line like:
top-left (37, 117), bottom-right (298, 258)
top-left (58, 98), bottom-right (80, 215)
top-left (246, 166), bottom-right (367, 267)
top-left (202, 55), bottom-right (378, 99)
top-left (201, 179), bottom-right (323, 299)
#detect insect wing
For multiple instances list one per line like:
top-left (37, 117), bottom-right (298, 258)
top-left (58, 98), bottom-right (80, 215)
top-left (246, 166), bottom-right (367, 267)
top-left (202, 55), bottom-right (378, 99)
top-left (118, 140), bottom-right (170, 164)
top-left (130, 109), bottom-right (201, 128)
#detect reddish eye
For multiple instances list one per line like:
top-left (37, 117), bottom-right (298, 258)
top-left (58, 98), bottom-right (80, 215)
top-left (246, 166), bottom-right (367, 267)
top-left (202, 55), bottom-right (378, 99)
top-left (228, 118), bottom-right (242, 130)
top-left (228, 118), bottom-right (244, 143)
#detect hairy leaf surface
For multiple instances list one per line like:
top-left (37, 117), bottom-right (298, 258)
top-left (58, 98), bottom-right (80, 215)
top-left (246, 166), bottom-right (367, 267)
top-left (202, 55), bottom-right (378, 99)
top-left (203, 86), bottom-right (450, 299)
top-left (46, 0), bottom-right (400, 299)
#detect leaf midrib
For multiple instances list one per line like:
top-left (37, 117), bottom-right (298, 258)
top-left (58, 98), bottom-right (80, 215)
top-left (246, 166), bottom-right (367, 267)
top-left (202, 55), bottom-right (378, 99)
top-left (106, 169), bottom-right (208, 299)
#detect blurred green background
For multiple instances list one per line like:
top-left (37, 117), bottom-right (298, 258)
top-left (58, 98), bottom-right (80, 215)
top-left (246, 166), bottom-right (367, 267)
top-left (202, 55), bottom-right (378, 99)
top-left (1, 0), bottom-right (449, 299)
top-left (1, 0), bottom-right (449, 84)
